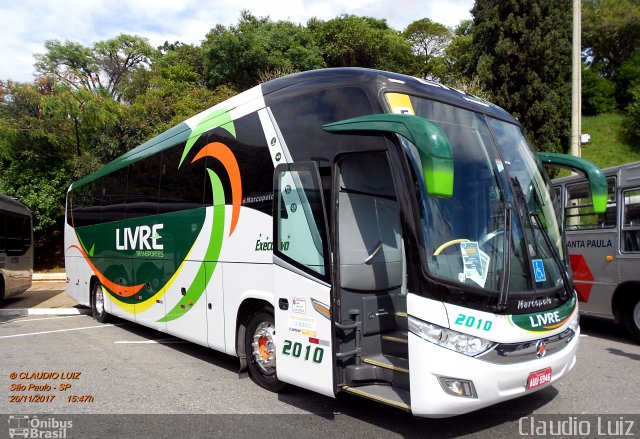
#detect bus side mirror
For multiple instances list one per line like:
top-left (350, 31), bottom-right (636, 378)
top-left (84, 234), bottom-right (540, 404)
top-left (537, 152), bottom-right (607, 213)
top-left (323, 114), bottom-right (454, 198)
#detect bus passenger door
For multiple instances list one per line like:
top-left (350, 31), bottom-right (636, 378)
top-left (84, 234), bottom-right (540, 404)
top-left (272, 163), bottom-right (335, 397)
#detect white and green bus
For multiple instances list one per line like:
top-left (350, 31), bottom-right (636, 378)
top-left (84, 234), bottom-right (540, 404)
top-left (0, 195), bottom-right (33, 307)
top-left (65, 68), bottom-right (607, 417)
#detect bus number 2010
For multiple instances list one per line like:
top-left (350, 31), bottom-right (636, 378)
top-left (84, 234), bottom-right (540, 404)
top-left (454, 314), bottom-right (493, 332)
top-left (282, 340), bottom-right (324, 364)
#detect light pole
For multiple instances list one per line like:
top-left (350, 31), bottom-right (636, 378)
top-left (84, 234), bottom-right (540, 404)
top-left (571, 0), bottom-right (582, 157)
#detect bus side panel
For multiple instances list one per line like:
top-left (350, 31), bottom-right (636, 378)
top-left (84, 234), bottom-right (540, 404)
top-left (219, 208), bottom-right (274, 356)
top-left (566, 228), bottom-right (618, 318)
top-left (64, 222), bottom-right (91, 307)
top-left (165, 260), bottom-right (209, 346)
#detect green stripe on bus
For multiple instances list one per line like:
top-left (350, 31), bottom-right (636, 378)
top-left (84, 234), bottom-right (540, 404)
top-left (158, 170), bottom-right (226, 322)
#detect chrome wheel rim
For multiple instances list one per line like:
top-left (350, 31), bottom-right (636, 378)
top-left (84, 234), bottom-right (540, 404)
top-left (95, 286), bottom-right (104, 315)
top-left (251, 321), bottom-right (277, 375)
top-left (634, 301), bottom-right (640, 332)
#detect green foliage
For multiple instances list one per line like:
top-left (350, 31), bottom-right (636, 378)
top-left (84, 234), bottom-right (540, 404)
top-left (581, 113), bottom-right (640, 168)
top-left (35, 34), bottom-right (156, 102)
top-left (582, 67), bottom-right (617, 115)
top-left (582, 0), bottom-right (640, 78)
top-left (472, 0), bottom-right (572, 153)
top-left (308, 15), bottom-right (414, 74)
top-left (626, 85), bottom-right (640, 141)
top-left (443, 20), bottom-right (475, 81)
top-left (583, 0), bottom-right (640, 110)
top-left (615, 53), bottom-right (640, 108)
top-left (402, 18), bottom-right (451, 78)
top-left (203, 11), bottom-right (325, 90)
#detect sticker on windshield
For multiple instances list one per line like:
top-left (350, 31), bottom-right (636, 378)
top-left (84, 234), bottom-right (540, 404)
top-left (532, 259), bottom-right (546, 282)
top-left (460, 242), bottom-right (490, 288)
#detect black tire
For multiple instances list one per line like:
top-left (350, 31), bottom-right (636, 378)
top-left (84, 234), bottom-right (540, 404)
top-left (623, 296), bottom-right (640, 343)
top-left (92, 282), bottom-right (111, 323)
top-left (245, 307), bottom-right (287, 392)
top-left (0, 277), bottom-right (4, 308)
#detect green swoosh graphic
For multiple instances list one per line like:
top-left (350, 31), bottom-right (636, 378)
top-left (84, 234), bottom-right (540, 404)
top-left (158, 169), bottom-right (226, 322)
top-left (180, 108), bottom-right (235, 168)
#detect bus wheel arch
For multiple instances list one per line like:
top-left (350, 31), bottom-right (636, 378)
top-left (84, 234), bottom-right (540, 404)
top-left (612, 281), bottom-right (640, 342)
top-left (236, 299), bottom-right (287, 392)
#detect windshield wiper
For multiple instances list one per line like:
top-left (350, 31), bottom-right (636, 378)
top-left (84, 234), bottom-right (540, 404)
top-left (495, 205), bottom-right (511, 312)
top-left (530, 212), bottom-right (573, 300)
top-left (512, 176), bottom-right (572, 301)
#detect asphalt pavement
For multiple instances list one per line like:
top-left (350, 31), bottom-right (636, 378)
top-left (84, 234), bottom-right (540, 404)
top-left (1, 281), bottom-right (639, 438)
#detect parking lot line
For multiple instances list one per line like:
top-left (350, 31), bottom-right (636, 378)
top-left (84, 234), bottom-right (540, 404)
top-left (0, 323), bottom-right (128, 339)
top-left (0, 315), bottom-right (85, 325)
top-left (114, 339), bottom-right (188, 344)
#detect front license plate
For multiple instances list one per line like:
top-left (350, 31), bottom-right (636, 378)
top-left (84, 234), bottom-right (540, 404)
top-left (527, 367), bottom-right (552, 389)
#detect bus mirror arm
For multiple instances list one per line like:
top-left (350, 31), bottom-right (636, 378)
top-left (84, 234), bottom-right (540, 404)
top-left (537, 152), bottom-right (607, 214)
top-left (323, 114), bottom-right (454, 198)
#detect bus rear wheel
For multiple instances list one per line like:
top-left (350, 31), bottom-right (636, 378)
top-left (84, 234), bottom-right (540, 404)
top-left (92, 282), bottom-right (111, 323)
top-left (623, 297), bottom-right (640, 343)
top-left (245, 307), bottom-right (287, 393)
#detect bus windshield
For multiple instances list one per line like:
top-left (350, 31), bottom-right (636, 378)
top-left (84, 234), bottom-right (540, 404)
top-left (400, 95), bottom-right (565, 303)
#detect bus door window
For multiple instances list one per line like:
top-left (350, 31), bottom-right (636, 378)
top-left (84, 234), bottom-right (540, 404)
top-left (622, 188), bottom-right (640, 253)
top-left (274, 163), bottom-right (329, 279)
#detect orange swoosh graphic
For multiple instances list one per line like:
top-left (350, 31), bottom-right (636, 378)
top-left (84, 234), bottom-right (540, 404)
top-left (192, 142), bottom-right (242, 235)
top-left (68, 244), bottom-right (145, 298)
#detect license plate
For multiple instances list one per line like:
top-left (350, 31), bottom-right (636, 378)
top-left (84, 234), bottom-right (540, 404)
top-left (527, 367), bottom-right (552, 389)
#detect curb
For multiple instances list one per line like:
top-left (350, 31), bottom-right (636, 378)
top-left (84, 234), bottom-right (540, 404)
top-left (0, 308), bottom-right (91, 317)
top-left (33, 273), bottom-right (66, 281)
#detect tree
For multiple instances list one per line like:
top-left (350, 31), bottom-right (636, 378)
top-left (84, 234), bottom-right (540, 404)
top-left (443, 20), bottom-right (476, 81)
top-left (308, 15), bottom-right (414, 74)
top-left (471, 0), bottom-right (572, 153)
top-left (203, 11), bottom-right (325, 90)
top-left (582, 0), bottom-right (640, 77)
top-left (582, 0), bottom-right (640, 109)
top-left (34, 34), bottom-right (156, 102)
top-left (0, 80), bottom-right (72, 232)
top-left (403, 18), bottom-right (452, 78)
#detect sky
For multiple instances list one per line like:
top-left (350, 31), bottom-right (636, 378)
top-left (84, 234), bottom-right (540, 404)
top-left (0, 0), bottom-right (473, 83)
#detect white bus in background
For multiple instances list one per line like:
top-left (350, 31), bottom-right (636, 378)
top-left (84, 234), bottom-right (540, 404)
top-left (0, 195), bottom-right (33, 307)
top-left (65, 68), bottom-right (607, 417)
top-left (553, 161), bottom-right (640, 342)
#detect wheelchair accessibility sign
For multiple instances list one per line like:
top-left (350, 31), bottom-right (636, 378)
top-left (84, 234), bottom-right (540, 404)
top-left (532, 259), bottom-right (546, 283)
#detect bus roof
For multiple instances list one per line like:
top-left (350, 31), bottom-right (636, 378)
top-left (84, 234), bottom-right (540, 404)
top-left (0, 194), bottom-right (31, 215)
top-left (553, 160), bottom-right (640, 187)
top-left (72, 67), bottom-right (518, 189)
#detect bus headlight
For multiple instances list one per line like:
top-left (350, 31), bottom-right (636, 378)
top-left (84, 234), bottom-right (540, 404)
top-left (568, 313), bottom-right (580, 333)
top-left (408, 315), bottom-right (496, 356)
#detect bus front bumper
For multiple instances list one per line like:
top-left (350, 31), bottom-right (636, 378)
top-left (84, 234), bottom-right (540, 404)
top-left (408, 327), bottom-right (580, 417)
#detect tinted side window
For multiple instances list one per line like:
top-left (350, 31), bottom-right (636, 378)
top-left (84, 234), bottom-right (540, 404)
top-left (204, 112), bottom-right (273, 215)
top-left (127, 154), bottom-right (161, 219)
top-left (270, 87), bottom-right (381, 164)
top-left (98, 167), bottom-right (129, 223)
top-left (6, 215), bottom-right (26, 255)
top-left (71, 182), bottom-right (101, 227)
top-left (159, 146), bottom-right (206, 214)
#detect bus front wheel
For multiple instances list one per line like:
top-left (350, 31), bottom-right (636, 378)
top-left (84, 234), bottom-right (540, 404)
top-left (245, 307), bottom-right (287, 393)
top-left (92, 282), bottom-right (111, 324)
top-left (623, 297), bottom-right (640, 343)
